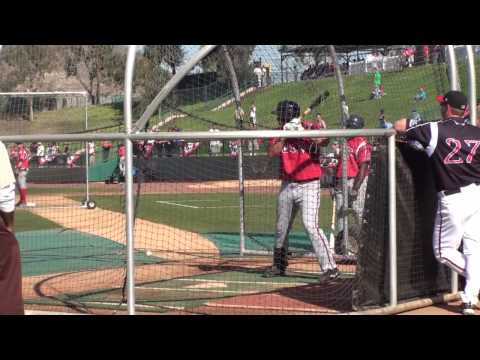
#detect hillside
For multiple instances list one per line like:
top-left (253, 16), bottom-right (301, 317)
top-left (156, 63), bottom-right (455, 131)
top-left (2, 61), bottom-right (477, 136)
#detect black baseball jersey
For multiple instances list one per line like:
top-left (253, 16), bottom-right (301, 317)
top-left (406, 118), bottom-right (480, 192)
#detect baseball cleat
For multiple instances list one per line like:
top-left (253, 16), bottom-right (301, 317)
top-left (263, 266), bottom-right (286, 278)
top-left (461, 302), bottom-right (476, 315)
top-left (318, 268), bottom-right (340, 283)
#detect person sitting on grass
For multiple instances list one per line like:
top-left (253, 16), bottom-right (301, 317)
top-left (414, 86), bottom-right (427, 102)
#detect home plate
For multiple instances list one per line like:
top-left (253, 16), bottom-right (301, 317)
top-left (185, 281), bottom-right (227, 289)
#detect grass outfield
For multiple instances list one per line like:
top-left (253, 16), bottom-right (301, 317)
top-left (74, 192), bottom-right (334, 235)
top-left (1, 103), bottom-right (123, 135)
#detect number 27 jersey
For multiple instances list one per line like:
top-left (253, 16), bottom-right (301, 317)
top-left (406, 118), bottom-right (480, 192)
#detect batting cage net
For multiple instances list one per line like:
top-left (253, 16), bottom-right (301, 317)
top-left (0, 45), bottom-right (471, 315)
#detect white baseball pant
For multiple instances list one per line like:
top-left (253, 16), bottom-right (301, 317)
top-left (433, 183), bottom-right (480, 305)
top-left (275, 179), bottom-right (337, 272)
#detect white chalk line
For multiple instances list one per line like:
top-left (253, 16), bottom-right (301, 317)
top-left (174, 278), bottom-right (308, 286)
top-left (136, 286), bottom-right (252, 294)
top-left (155, 200), bottom-right (272, 209)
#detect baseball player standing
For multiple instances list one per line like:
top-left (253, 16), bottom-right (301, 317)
top-left (334, 115), bottom-right (372, 255)
top-left (0, 140), bottom-right (24, 314)
top-left (264, 100), bottom-right (338, 281)
top-left (15, 143), bottom-right (30, 208)
top-left (395, 90), bottom-right (480, 315)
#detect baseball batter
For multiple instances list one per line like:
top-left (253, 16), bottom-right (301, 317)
top-left (395, 90), bottom-right (480, 315)
top-left (264, 100), bottom-right (338, 281)
top-left (334, 115), bottom-right (372, 255)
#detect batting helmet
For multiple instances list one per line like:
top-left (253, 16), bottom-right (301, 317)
top-left (345, 114), bottom-right (365, 129)
top-left (273, 100), bottom-right (300, 124)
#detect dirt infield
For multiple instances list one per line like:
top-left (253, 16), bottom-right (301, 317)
top-left (29, 179), bottom-right (332, 195)
top-left (27, 195), bottom-right (218, 261)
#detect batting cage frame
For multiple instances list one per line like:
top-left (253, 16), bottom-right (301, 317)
top-left (0, 44), bottom-right (478, 315)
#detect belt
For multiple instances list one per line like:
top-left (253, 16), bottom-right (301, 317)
top-left (443, 183), bottom-right (480, 196)
top-left (286, 178), bottom-right (318, 184)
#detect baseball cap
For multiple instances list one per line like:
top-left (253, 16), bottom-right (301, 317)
top-left (436, 90), bottom-right (468, 111)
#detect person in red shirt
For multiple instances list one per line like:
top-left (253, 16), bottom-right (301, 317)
top-left (264, 100), bottom-right (339, 281)
top-left (334, 115), bottom-right (372, 255)
top-left (423, 45), bottom-right (430, 65)
top-left (15, 143), bottom-right (31, 208)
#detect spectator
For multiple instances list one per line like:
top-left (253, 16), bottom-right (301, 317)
top-left (249, 104), bottom-right (257, 128)
top-left (378, 109), bottom-right (393, 129)
top-left (36, 142), bottom-right (46, 167)
top-left (407, 46), bottom-right (415, 67)
top-left (423, 45), bottom-right (430, 65)
top-left (229, 140), bottom-right (240, 158)
top-left (101, 140), bottom-right (113, 162)
top-left (409, 109), bottom-right (424, 127)
top-left (0, 140), bottom-right (24, 315)
top-left (414, 86), bottom-right (427, 102)
top-left (209, 126), bottom-right (222, 156)
top-left (432, 45), bottom-right (443, 64)
top-left (374, 68), bottom-right (382, 95)
top-left (118, 143), bottom-right (126, 182)
top-left (87, 141), bottom-right (95, 165)
top-left (254, 63), bottom-right (263, 88)
top-left (143, 140), bottom-right (155, 160)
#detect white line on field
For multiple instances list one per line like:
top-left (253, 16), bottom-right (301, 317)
top-left (81, 301), bottom-right (185, 311)
top-left (174, 278), bottom-right (308, 286)
top-left (155, 201), bottom-right (200, 209)
top-left (155, 200), bottom-right (272, 209)
top-left (136, 286), bottom-right (259, 294)
top-left (158, 199), bottom-right (221, 203)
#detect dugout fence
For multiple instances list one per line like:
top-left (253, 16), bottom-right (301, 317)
top-left (0, 45), bottom-right (477, 315)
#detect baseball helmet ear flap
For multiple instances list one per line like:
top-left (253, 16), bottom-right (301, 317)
top-left (345, 114), bottom-right (365, 129)
top-left (273, 100), bottom-right (300, 123)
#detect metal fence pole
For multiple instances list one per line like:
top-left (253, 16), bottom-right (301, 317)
top-left (222, 46), bottom-right (246, 256)
top-left (446, 45), bottom-right (459, 294)
top-left (84, 95), bottom-right (90, 205)
top-left (124, 45), bottom-right (137, 315)
top-left (329, 45), bottom-right (350, 254)
top-left (388, 134), bottom-right (397, 306)
top-left (466, 45), bottom-right (477, 126)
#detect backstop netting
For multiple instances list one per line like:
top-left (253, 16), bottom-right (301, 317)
top-left (0, 45), bottom-right (462, 315)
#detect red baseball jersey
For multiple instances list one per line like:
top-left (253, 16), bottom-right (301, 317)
top-left (118, 145), bottom-right (126, 158)
top-left (336, 136), bottom-right (372, 178)
top-left (269, 129), bottom-right (323, 182)
top-left (16, 148), bottom-right (29, 169)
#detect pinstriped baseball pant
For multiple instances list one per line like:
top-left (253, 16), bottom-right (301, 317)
top-left (335, 177), bottom-right (369, 234)
top-left (275, 179), bottom-right (337, 272)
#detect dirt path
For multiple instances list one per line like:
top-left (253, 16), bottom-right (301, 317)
top-left (27, 195), bottom-right (219, 261)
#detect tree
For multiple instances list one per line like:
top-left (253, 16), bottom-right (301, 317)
top-left (0, 45), bottom-right (60, 120)
top-left (201, 45), bottom-right (256, 88)
top-left (64, 45), bottom-right (124, 105)
top-left (134, 45), bottom-right (185, 118)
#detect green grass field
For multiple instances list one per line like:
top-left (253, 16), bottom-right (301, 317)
top-left (77, 192), bottom-right (333, 236)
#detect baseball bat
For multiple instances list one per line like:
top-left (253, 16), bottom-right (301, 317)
top-left (303, 90), bottom-right (330, 117)
top-left (329, 195), bottom-right (336, 251)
